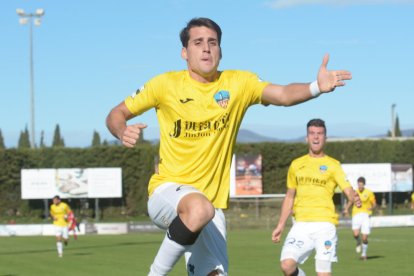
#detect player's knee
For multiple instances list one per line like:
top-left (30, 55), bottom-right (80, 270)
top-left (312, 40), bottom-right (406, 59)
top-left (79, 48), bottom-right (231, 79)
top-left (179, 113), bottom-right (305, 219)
top-left (178, 194), bottom-right (215, 229)
top-left (167, 216), bottom-right (200, 246)
top-left (280, 259), bottom-right (297, 275)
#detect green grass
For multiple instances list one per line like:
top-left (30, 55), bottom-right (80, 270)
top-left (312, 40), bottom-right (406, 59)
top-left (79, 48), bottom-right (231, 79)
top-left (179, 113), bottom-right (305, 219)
top-left (0, 227), bottom-right (412, 275)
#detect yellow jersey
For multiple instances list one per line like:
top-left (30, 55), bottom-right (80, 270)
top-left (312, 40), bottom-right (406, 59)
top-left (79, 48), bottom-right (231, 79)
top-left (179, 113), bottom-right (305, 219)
top-left (125, 70), bottom-right (269, 209)
top-left (50, 202), bottom-right (71, 227)
top-left (287, 154), bottom-right (351, 225)
top-left (352, 188), bottom-right (376, 216)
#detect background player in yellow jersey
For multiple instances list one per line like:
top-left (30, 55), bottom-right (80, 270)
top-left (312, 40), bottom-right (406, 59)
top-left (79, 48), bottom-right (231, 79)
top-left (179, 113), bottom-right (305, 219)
top-left (272, 119), bottom-right (361, 276)
top-left (343, 176), bottom-right (376, 260)
top-left (106, 17), bottom-right (352, 276)
top-left (411, 192), bottom-right (414, 210)
top-left (49, 195), bottom-right (71, 257)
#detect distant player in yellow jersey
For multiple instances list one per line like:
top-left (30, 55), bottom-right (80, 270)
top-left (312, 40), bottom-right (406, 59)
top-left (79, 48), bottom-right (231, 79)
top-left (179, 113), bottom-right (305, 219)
top-left (344, 176), bottom-right (376, 261)
top-left (50, 195), bottom-right (71, 257)
top-left (411, 192), bottom-right (414, 210)
top-left (106, 17), bottom-right (352, 276)
top-left (272, 119), bottom-right (361, 276)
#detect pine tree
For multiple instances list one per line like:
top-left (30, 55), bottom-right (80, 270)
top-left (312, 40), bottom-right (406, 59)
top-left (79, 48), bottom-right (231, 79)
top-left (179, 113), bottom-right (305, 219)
top-left (0, 129), bottom-right (5, 149)
top-left (18, 126), bottom-right (31, 148)
top-left (52, 124), bottom-right (65, 147)
top-left (91, 130), bottom-right (101, 147)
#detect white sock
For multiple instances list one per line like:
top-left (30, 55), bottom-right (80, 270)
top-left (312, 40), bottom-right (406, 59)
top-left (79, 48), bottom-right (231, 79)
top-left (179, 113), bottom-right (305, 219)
top-left (57, 241), bottom-right (63, 255)
top-left (362, 243), bottom-right (368, 256)
top-left (148, 234), bottom-right (187, 276)
top-left (297, 267), bottom-right (306, 276)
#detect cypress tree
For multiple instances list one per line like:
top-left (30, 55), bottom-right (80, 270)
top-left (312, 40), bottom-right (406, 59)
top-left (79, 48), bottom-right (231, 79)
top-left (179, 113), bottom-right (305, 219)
top-left (0, 129), bottom-right (5, 149)
top-left (91, 130), bottom-right (101, 147)
top-left (52, 124), bottom-right (65, 147)
top-left (18, 126), bottom-right (31, 149)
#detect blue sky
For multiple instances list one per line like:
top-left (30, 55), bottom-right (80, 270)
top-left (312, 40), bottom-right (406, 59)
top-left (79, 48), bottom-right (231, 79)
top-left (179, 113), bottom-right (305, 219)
top-left (1, 0), bottom-right (414, 147)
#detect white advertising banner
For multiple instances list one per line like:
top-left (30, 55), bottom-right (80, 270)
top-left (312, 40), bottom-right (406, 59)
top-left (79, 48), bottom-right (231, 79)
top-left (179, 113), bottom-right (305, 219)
top-left (342, 163), bottom-right (392, 192)
top-left (88, 168), bottom-right (122, 198)
top-left (341, 163), bottom-right (413, 192)
top-left (21, 168), bottom-right (122, 199)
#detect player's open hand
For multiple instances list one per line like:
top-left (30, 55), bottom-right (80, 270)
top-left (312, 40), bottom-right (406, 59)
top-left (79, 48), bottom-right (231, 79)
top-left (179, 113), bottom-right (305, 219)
top-left (271, 226), bottom-right (284, 243)
top-left (317, 53), bottom-right (352, 93)
top-left (121, 123), bottom-right (147, 148)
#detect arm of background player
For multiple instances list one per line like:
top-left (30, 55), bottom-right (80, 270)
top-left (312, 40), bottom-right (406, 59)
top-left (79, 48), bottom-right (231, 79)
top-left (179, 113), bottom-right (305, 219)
top-left (271, 188), bottom-right (296, 243)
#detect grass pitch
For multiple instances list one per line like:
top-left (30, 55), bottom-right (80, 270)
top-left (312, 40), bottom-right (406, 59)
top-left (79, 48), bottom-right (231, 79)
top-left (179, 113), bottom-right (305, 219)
top-left (0, 227), bottom-right (412, 275)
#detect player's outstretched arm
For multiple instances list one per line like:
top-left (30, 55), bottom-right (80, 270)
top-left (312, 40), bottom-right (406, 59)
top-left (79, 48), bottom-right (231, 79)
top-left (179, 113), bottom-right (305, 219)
top-left (106, 102), bottom-right (147, 148)
top-left (272, 188), bottom-right (296, 243)
top-left (261, 53), bottom-right (352, 106)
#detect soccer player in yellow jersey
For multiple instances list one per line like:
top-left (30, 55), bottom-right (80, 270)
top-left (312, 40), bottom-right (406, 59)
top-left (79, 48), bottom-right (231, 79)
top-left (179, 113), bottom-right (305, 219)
top-left (49, 195), bottom-right (71, 257)
top-left (344, 176), bottom-right (376, 260)
top-left (106, 17), bottom-right (352, 276)
top-left (272, 119), bottom-right (361, 276)
top-left (411, 192), bottom-right (414, 210)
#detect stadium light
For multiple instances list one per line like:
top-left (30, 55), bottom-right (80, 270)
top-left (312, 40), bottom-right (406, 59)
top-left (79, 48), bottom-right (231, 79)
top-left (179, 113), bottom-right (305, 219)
top-left (391, 104), bottom-right (396, 138)
top-left (16, 8), bottom-right (45, 148)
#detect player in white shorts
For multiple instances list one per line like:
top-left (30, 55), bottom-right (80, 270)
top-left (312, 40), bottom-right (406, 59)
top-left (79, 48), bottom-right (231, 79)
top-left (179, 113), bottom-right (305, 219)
top-left (148, 182), bottom-right (227, 275)
top-left (280, 222), bottom-right (338, 269)
top-left (272, 119), bottom-right (361, 276)
top-left (50, 195), bottom-right (71, 257)
top-left (344, 176), bottom-right (376, 260)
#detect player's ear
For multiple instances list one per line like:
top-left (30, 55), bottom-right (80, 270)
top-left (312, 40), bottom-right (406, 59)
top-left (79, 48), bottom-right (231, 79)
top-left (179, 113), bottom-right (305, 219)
top-left (181, 47), bottom-right (188, 60)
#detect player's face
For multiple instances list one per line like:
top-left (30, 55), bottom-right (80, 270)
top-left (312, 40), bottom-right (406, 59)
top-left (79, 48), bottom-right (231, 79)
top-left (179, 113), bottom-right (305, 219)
top-left (306, 126), bottom-right (326, 157)
top-left (181, 26), bottom-right (221, 83)
top-left (358, 182), bottom-right (365, 192)
top-left (53, 198), bottom-right (60, 205)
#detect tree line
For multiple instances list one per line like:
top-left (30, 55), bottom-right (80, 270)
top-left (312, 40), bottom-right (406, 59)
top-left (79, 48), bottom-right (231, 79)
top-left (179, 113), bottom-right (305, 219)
top-left (0, 138), bottom-right (414, 222)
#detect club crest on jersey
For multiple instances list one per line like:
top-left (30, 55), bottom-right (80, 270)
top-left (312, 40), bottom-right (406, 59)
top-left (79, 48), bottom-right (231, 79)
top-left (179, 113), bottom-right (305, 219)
top-left (319, 165), bottom-right (328, 174)
top-left (131, 85), bottom-right (145, 98)
top-left (214, 90), bottom-right (230, 109)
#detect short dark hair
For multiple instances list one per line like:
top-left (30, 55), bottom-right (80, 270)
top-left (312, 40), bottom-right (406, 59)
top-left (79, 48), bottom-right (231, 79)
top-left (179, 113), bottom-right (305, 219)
top-left (357, 176), bottom-right (366, 185)
top-left (306, 118), bottom-right (326, 134)
top-left (180, 17), bottom-right (222, 48)
top-left (53, 195), bottom-right (60, 200)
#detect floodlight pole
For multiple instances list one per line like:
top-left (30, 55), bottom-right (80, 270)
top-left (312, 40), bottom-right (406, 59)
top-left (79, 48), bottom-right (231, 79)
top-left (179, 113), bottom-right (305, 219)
top-left (16, 8), bottom-right (45, 148)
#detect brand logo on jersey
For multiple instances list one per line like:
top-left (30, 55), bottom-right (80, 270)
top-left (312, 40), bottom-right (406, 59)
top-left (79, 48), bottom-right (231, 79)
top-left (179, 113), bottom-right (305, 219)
top-left (214, 90), bottom-right (230, 109)
top-left (179, 98), bottom-right (194, 103)
top-left (319, 165), bottom-right (328, 174)
top-left (169, 113), bottom-right (230, 138)
top-left (131, 85), bottom-right (145, 98)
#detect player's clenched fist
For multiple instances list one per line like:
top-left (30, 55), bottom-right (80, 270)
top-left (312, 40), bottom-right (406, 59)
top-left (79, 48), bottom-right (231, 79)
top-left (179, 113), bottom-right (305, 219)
top-left (120, 123), bottom-right (147, 148)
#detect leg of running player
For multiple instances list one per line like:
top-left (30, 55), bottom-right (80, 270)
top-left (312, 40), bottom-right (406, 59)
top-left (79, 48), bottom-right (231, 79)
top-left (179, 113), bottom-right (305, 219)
top-left (149, 193), bottom-right (215, 275)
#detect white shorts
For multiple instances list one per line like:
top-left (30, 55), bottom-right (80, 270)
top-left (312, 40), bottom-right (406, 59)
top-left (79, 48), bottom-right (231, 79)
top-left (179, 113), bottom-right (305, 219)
top-left (147, 182), bottom-right (228, 276)
top-left (54, 225), bottom-right (69, 239)
top-left (281, 222), bottom-right (338, 264)
top-left (352, 213), bottom-right (371, 235)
